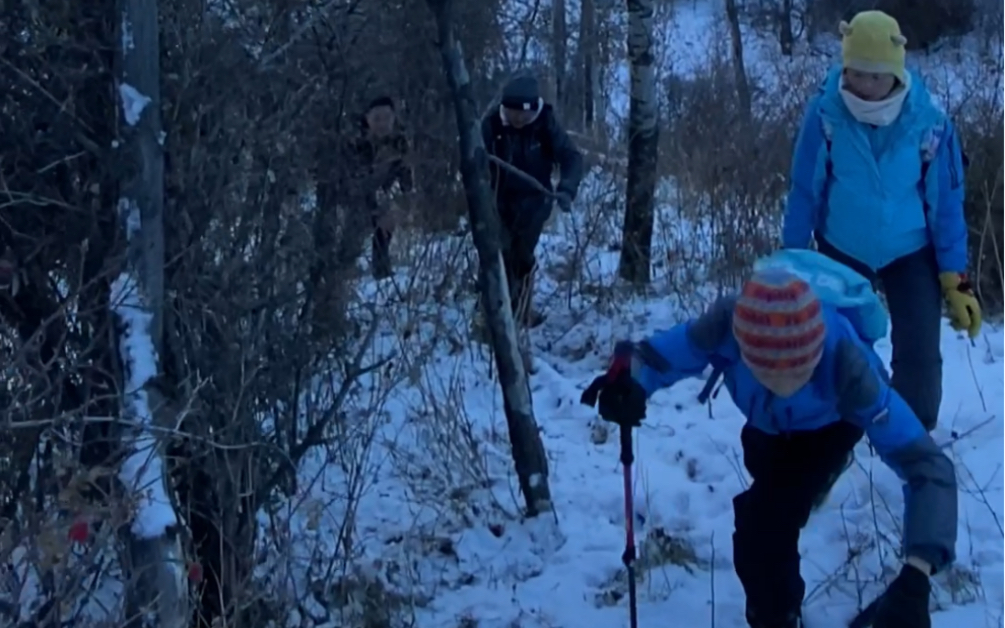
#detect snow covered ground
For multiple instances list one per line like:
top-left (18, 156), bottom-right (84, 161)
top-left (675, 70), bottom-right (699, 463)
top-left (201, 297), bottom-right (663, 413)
top-left (259, 3), bottom-right (1003, 627)
top-left (262, 195), bottom-right (1004, 628)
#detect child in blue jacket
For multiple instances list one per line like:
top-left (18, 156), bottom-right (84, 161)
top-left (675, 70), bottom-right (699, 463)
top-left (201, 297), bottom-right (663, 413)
top-left (593, 268), bottom-right (957, 628)
top-left (782, 11), bottom-right (981, 432)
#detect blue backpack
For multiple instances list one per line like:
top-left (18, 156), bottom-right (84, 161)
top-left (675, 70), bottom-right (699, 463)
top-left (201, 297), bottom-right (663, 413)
top-left (752, 248), bottom-right (889, 344)
top-left (697, 249), bottom-right (890, 403)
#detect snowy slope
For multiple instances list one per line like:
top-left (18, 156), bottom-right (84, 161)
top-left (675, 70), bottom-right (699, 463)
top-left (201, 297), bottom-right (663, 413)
top-left (267, 200), bottom-right (1004, 628)
top-left (263, 3), bottom-right (1003, 627)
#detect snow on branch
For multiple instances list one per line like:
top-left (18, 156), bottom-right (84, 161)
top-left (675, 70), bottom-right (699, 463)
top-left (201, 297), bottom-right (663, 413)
top-left (111, 198), bottom-right (176, 539)
top-left (118, 83), bottom-right (151, 126)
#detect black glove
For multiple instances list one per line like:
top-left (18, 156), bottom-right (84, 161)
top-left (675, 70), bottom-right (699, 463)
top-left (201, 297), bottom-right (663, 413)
top-left (554, 191), bottom-right (573, 213)
top-left (580, 341), bottom-right (646, 427)
top-left (871, 565), bottom-right (931, 628)
top-left (598, 369), bottom-right (646, 426)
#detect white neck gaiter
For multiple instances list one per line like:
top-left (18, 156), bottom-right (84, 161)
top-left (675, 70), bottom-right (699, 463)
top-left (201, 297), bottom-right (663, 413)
top-left (839, 73), bottom-right (911, 127)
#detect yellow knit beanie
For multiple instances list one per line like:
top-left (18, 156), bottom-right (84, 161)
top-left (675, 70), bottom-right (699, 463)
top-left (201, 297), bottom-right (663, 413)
top-left (839, 11), bottom-right (907, 83)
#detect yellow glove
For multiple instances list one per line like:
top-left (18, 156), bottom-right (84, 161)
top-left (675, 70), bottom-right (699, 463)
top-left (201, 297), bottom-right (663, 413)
top-left (939, 272), bottom-right (982, 339)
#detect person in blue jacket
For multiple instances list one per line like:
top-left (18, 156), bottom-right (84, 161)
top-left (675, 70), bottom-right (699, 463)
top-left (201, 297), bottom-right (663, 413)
top-left (782, 10), bottom-right (982, 432)
top-left (592, 268), bottom-right (957, 628)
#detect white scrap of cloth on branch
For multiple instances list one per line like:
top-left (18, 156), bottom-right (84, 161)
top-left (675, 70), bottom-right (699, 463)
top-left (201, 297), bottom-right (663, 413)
top-left (118, 83), bottom-right (151, 126)
top-left (111, 269), bottom-right (177, 539)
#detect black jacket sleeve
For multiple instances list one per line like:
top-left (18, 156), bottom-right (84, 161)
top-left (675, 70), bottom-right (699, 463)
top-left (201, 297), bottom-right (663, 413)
top-left (545, 112), bottom-right (584, 199)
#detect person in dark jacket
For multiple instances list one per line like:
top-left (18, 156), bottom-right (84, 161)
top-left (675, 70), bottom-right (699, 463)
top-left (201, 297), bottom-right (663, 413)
top-left (481, 75), bottom-right (584, 326)
top-left (317, 96), bottom-right (413, 280)
top-left (591, 269), bottom-right (957, 628)
top-left (782, 11), bottom-right (981, 432)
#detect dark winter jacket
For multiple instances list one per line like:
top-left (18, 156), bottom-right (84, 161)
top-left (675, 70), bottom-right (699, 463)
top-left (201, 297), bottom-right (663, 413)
top-left (631, 296), bottom-right (958, 573)
top-left (481, 104), bottom-right (584, 206)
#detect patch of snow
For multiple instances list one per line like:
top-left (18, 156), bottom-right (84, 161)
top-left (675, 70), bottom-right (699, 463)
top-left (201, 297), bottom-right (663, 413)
top-left (121, 14), bottom-right (134, 51)
top-left (264, 196), bottom-right (1003, 628)
top-left (118, 197), bottom-right (142, 239)
top-left (256, 2), bottom-right (1002, 626)
top-left (111, 271), bottom-right (177, 539)
top-left (118, 83), bottom-right (150, 126)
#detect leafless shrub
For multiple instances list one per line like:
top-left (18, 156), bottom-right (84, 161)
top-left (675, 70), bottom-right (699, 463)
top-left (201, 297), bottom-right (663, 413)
top-left (659, 44), bottom-right (811, 295)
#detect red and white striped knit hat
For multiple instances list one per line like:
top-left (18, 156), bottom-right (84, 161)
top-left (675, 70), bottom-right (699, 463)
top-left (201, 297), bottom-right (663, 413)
top-left (733, 269), bottom-right (826, 396)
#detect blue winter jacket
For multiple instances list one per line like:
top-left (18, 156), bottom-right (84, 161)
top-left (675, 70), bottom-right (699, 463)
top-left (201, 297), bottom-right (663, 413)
top-left (782, 66), bottom-right (969, 273)
top-left (630, 296), bottom-right (958, 571)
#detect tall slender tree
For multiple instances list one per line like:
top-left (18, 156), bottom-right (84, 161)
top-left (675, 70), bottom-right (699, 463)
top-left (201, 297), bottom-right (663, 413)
top-left (725, 0), bottom-right (753, 118)
top-left (618, 0), bottom-right (659, 285)
top-left (424, 0), bottom-right (554, 517)
top-left (115, 2), bottom-right (189, 626)
top-left (553, 0), bottom-right (568, 111)
top-left (580, 0), bottom-right (598, 130)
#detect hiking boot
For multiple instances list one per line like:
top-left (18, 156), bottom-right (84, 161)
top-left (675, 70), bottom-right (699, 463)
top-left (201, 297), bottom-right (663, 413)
top-left (811, 450), bottom-right (855, 512)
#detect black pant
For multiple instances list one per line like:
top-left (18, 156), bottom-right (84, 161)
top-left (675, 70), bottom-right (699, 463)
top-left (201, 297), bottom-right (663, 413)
top-left (733, 421), bottom-right (864, 625)
top-left (816, 238), bottom-right (943, 431)
top-left (498, 196), bottom-right (549, 311)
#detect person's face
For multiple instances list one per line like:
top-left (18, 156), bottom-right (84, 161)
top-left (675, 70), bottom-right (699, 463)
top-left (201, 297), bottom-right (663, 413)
top-left (503, 106), bottom-right (536, 128)
top-left (365, 105), bottom-right (396, 137)
top-left (843, 68), bottom-right (897, 102)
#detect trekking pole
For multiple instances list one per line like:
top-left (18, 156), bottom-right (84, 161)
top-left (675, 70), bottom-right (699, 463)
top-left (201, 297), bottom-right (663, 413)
top-left (617, 418), bottom-right (640, 628)
top-left (580, 342), bottom-right (640, 628)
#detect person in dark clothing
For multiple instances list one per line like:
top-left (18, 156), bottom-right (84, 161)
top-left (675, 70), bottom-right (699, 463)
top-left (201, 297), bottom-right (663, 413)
top-left (589, 267), bottom-right (957, 628)
top-left (316, 96), bottom-right (413, 280)
top-left (481, 75), bottom-right (584, 326)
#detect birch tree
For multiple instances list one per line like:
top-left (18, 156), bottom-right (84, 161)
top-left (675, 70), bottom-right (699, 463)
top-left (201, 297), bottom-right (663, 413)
top-left (618, 0), bottom-right (659, 285)
top-left (425, 0), bottom-right (553, 517)
top-left (114, 2), bottom-right (189, 626)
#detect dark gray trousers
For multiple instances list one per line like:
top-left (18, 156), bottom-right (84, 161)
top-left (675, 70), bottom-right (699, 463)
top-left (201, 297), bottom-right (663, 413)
top-left (817, 238), bottom-right (944, 431)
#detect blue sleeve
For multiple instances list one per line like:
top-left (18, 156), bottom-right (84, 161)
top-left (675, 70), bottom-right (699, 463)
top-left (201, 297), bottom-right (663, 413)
top-left (833, 334), bottom-right (958, 571)
top-left (782, 100), bottom-right (827, 249)
top-left (630, 296), bottom-right (736, 397)
top-left (631, 325), bottom-right (712, 396)
top-left (926, 120), bottom-right (968, 273)
top-left (846, 375), bottom-right (928, 459)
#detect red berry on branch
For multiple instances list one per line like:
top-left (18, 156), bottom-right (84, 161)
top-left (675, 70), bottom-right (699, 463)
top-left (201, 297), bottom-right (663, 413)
top-left (68, 520), bottom-right (89, 543)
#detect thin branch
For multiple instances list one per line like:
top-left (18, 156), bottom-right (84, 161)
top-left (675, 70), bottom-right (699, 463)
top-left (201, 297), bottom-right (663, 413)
top-left (487, 153), bottom-right (557, 197)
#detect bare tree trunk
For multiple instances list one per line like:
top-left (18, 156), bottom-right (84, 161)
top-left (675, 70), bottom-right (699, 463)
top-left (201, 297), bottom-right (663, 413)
top-left (618, 0), bottom-right (659, 285)
top-left (580, 0), bottom-right (597, 131)
top-left (553, 0), bottom-right (567, 111)
top-left (115, 2), bottom-right (190, 626)
top-left (425, 0), bottom-right (553, 517)
top-left (779, 0), bottom-right (795, 55)
top-left (724, 0), bottom-right (752, 119)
